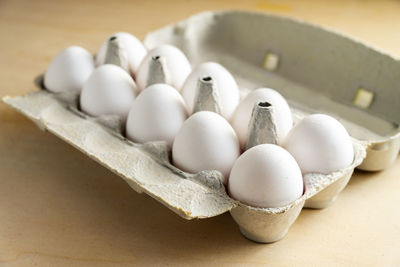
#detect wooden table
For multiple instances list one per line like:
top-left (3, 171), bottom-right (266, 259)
top-left (1, 0), bottom-right (399, 266)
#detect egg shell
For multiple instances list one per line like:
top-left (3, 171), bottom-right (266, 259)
top-left (181, 62), bottom-right (240, 120)
top-left (136, 45), bottom-right (191, 91)
top-left (172, 111), bottom-right (240, 182)
top-left (284, 114), bottom-right (354, 174)
top-left (231, 88), bottom-right (293, 148)
top-left (44, 46), bottom-right (95, 94)
top-left (229, 144), bottom-right (304, 208)
top-left (80, 64), bottom-right (137, 121)
top-left (126, 83), bottom-right (188, 146)
top-left (96, 32), bottom-right (147, 75)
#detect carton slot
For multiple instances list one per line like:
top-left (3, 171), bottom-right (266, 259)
top-left (263, 51), bottom-right (280, 71)
top-left (353, 87), bottom-right (374, 109)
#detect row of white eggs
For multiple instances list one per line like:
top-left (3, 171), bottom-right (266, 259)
top-left (43, 32), bottom-right (354, 209)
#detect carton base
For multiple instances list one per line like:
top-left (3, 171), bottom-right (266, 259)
top-left (230, 196), bottom-right (305, 244)
top-left (305, 196), bottom-right (337, 209)
top-left (304, 168), bottom-right (353, 209)
top-left (239, 227), bottom-right (288, 243)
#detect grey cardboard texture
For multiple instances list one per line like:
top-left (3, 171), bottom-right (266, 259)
top-left (2, 11), bottom-right (397, 239)
top-left (144, 10), bottom-right (400, 171)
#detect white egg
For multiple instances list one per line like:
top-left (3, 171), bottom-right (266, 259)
top-left (283, 114), bottom-right (354, 174)
top-left (44, 46), bottom-right (94, 94)
top-left (136, 45), bottom-right (191, 91)
top-left (181, 62), bottom-right (240, 120)
top-left (229, 144), bottom-right (304, 208)
top-left (172, 111), bottom-right (240, 183)
top-left (231, 88), bottom-right (293, 148)
top-left (126, 84), bottom-right (188, 146)
top-left (80, 64), bottom-right (137, 120)
top-left (96, 32), bottom-right (147, 76)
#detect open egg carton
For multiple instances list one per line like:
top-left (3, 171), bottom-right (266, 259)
top-left (4, 11), bottom-right (400, 243)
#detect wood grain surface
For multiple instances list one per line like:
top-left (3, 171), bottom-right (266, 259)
top-left (1, 0), bottom-right (400, 266)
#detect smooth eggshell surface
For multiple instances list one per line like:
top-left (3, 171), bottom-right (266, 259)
top-left (96, 32), bottom-right (147, 75)
top-left (284, 114), bottom-right (354, 174)
top-left (126, 83), bottom-right (188, 146)
top-left (229, 144), bottom-right (304, 208)
top-left (136, 45), bottom-right (191, 91)
top-left (231, 88), bottom-right (293, 148)
top-left (181, 62), bottom-right (240, 120)
top-left (172, 111), bottom-right (240, 183)
top-left (44, 46), bottom-right (95, 94)
top-left (80, 64), bottom-right (137, 121)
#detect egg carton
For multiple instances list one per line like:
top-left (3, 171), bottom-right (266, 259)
top-left (3, 10), bottom-right (399, 243)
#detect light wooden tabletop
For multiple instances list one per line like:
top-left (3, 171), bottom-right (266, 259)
top-left (1, 0), bottom-right (400, 266)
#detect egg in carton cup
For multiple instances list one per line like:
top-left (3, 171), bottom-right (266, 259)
top-left (229, 145), bottom-right (363, 243)
top-left (4, 10), bottom-right (400, 243)
top-left (228, 100), bottom-right (365, 243)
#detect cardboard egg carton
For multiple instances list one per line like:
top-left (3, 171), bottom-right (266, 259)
top-left (4, 10), bottom-right (399, 242)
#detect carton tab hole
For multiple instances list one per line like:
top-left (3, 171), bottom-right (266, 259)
top-left (258, 101), bottom-right (271, 107)
top-left (353, 88), bottom-right (374, 109)
top-left (263, 51), bottom-right (279, 71)
top-left (201, 76), bottom-right (212, 82)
